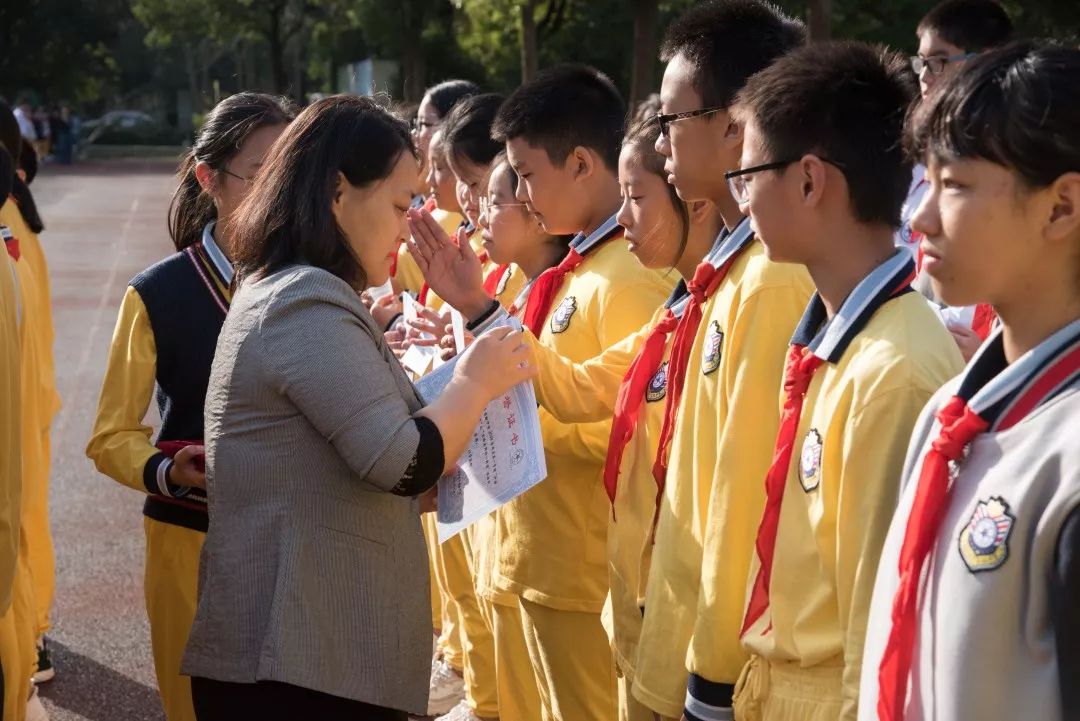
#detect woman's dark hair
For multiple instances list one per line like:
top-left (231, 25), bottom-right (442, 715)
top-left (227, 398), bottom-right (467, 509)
top-left (623, 116), bottom-right (690, 255)
top-left (19, 138), bottom-right (37, 184)
top-left (909, 40), bottom-right (1080, 192)
top-left (232, 94), bottom-right (418, 289)
top-left (168, 92), bottom-right (297, 252)
top-left (0, 101), bottom-right (20, 166)
top-left (425, 79), bottom-right (481, 119)
top-left (5, 136), bottom-right (44, 233)
top-left (442, 93), bottom-right (505, 169)
top-left (0, 147), bottom-right (13, 202)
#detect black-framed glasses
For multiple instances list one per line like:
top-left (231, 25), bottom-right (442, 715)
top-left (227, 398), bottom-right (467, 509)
top-left (910, 53), bottom-right (977, 76)
top-left (724, 157), bottom-right (846, 205)
top-left (219, 167), bottom-right (255, 183)
top-left (411, 117), bottom-right (441, 133)
top-left (655, 107), bottom-right (725, 137)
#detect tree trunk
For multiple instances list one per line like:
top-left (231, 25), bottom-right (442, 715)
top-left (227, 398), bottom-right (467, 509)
top-left (520, 0), bottom-right (539, 83)
top-left (808, 0), bottom-right (832, 42)
top-left (400, 1), bottom-right (428, 101)
top-left (266, 2), bottom-right (289, 95)
top-left (629, 0), bottom-right (659, 107)
top-left (183, 45), bottom-right (203, 114)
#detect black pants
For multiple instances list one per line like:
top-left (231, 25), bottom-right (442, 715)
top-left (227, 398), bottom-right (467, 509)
top-left (191, 677), bottom-right (408, 721)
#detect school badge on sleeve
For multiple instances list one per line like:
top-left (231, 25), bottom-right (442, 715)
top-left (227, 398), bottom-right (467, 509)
top-left (799, 429), bottom-right (822, 492)
top-left (701, 321), bottom-right (724, 375)
top-left (959, 496), bottom-right (1015, 573)
top-left (550, 296), bottom-right (577, 334)
top-left (646, 361), bottom-right (669, 403)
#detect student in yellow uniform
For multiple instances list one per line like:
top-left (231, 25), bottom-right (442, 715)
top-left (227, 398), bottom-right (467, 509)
top-left (519, 117), bottom-right (724, 721)
top-left (0, 103), bottom-right (58, 687)
top-left (0, 143), bottom-right (33, 721)
top-left (423, 150), bottom-right (567, 721)
top-left (412, 64), bottom-right (674, 721)
top-left (418, 91), bottom-right (512, 721)
top-left (618, 5), bottom-right (811, 719)
top-left (85, 93), bottom-right (294, 721)
top-left (714, 43), bottom-right (963, 721)
top-left (395, 81), bottom-right (479, 299)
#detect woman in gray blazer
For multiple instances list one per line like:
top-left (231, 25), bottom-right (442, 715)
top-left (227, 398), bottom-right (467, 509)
top-left (180, 95), bottom-right (534, 720)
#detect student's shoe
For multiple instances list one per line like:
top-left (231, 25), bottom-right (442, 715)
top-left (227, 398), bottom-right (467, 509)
top-left (26, 684), bottom-right (49, 721)
top-left (427, 659), bottom-right (465, 716)
top-left (435, 699), bottom-right (498, 721)
top-left (32, 638), bottom-right (54, 684)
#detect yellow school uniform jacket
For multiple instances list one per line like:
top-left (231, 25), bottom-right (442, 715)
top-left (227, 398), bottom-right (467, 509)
top-left (528, 292), bottom-right (685, 677)
top-left (0, 201), bottom-right (57, 424)
top-left (734, 252), bottom-right (961, 721)
top-left (471, 266), bottom-right (536, 611)
top-left (0, 251), bottom-right (21, 615)
top-left (495, 217), bottom-right (674, 612)
top-left (633, 236), bottom-right (815, 717)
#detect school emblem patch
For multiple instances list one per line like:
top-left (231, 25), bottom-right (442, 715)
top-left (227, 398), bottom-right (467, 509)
top-left (701, 321), bottom-right (723, 375)
top-left (799, 429), bottom-right (823, 492)
top-left (959, 496), bottom-right (1015, 573)
top-left (496, 267), bottom-right (511, 296)
top-left (646, 361), bottom-right (669, 403)
top-left (550, 296), bottom-right (577, 334)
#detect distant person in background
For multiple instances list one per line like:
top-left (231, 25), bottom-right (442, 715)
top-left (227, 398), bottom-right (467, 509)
top-left (898, 0), bottom-right (1013, 360)
top-left (86, 92), bottom-right (296, 721)
top-left (13, 100), bottom-right (36, 143)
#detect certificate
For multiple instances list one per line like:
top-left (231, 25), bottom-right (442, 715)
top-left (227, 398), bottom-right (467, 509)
top-left (414, 318), bottom-right (548, 542)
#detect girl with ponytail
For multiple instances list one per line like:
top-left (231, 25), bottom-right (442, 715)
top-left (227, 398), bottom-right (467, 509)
top-left (86, 92), bottom-right (295, 721)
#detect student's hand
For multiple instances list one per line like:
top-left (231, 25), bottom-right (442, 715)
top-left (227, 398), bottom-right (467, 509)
top-left (418, 484), bottom-right (438, 514)
top-left (407, 208), bottom-right (491, 319)
top-left (454, 326), bottom-right (536, 401)
top-left (169, 445), bottom-right (206, 489)
top-left (368, 293), bottom-right (403, 330)
top-left (406, 305), bottom-right (449, 343)
top-left (385, 328), bottom-right (407, 358)
top-left (947, 323), bottom-right (982, 363)
top-left (439, 323), bottom-right (474, 362)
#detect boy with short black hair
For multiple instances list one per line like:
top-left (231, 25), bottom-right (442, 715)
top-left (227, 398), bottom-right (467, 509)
top-left (411, 63), bottom-right (673, 721)
top-left (914, 0), bottom-right (1013, 100)
top-left (719, 41), bottom-right (963, 721)
top-left (629, 3), bottom-right (814, 720)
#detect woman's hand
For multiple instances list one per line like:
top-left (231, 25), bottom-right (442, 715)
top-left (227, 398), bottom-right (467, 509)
top-left (454, 326), bottom-right (536, 401)
top-left (367, 293), bottom-right (403, 330)
top-left (406, 208), bottom-right (491, 319)
top-left (169, 445), bottom-right (207, 489)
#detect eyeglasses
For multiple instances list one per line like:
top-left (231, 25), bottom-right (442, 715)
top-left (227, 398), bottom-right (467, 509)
top-left (411, 118), bottom-right (440, 133)
top-left (479, 197), bottom-right (528, 216)
top-left (219, 167), bottom-right (255, 184)
top-left (910, 53), bottom-right (977, 76)
top-left (724, 157), bottom-right (847, 205)
top-left (655, 107), bottom-right (725, 138)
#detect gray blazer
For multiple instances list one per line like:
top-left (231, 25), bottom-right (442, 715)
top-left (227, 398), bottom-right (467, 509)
top-left (181, 263), bottom-right (432, 714)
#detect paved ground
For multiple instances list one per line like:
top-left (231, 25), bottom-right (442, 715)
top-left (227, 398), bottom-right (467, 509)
top-left (32, 159), bottom-right (180, 720)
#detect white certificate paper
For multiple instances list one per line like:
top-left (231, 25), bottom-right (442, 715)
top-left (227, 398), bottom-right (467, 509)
top-left (400, 292), bottom-right (439, 376)
top-left (414, 319), bottom-right (548, 543)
